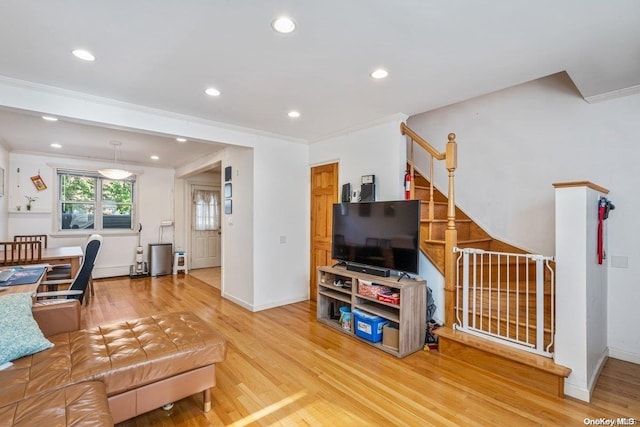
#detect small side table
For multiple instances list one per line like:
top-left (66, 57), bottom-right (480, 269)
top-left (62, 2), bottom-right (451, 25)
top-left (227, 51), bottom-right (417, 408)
top-left (173, 251), bottom-right (188, 275)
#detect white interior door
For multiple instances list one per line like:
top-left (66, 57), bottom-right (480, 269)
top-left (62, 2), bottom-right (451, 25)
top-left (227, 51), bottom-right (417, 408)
top-left (190, 184), bottom-right (221, 269)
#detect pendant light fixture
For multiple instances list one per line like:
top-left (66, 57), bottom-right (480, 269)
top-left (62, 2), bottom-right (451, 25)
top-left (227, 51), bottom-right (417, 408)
top-left (98, 141), bottom-right (132, 180)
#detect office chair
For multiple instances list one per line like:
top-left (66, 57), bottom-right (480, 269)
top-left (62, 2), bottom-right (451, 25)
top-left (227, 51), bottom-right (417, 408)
top-left (36, 234), bottom-right (103, 304)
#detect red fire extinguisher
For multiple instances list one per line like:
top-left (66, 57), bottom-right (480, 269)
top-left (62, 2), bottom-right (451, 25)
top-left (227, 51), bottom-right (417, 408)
top-left (404, 170), bottom-right (411, 200)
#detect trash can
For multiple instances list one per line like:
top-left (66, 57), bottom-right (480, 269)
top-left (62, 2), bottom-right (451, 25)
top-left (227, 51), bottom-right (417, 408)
top-left (148, 243), bottom-right (173, 276)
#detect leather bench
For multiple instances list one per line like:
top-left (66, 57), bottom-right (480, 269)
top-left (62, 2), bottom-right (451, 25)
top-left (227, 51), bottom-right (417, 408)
top-left (0, 303), bottom-right (227, 425)
top-left (0, 381), bottom-right (113, 426)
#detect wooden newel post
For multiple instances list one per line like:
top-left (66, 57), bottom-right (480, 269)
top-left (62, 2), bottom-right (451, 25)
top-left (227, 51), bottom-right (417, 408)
top-left (444, 133), bottom-right (457, 327)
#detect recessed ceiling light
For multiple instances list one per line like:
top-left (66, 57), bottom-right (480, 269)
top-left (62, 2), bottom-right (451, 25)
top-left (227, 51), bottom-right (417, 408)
top-left (72, 49), bottom-right (95, 61)
top-left (42, 115), bottom-right (58, 122)
top-left (288, 111), bottom-right (301, 118)
top-left (150, 155), bottom-right (160, 160)
top-left (50, 143), bottom-right (62, 148)
top-left (272, 16), bottom-right (296, 34)
top-left (370, 68), bottom-right (389, 79)
top-left (176, 137), bottom-right (187, 143)
top-left (205, 87), bottom-right (221, 97)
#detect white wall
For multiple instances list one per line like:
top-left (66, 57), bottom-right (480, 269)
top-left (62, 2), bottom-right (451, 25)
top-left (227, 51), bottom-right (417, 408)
top-left (7, 152), bottom-right (175, 278)
top-left (309, 115), bottom-right (409, 201)
top-left (253, 138), bottom-right (309, 310)
top-left (221, 146), bottom-right (255, 309)
top-left (555, 184), bottom-right (608, 401)
top-left (407, 72), bottom-right (640, 362)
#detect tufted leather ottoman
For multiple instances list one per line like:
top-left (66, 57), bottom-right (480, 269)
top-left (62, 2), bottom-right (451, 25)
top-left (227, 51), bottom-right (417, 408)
top-left (0, 311), bottom-right (227, 425)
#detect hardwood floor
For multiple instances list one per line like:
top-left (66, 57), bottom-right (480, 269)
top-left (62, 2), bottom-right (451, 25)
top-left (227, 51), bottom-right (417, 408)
top-left (188, 267), bottom-right (221, 289)
top-left (83, 274), bottom-right (640, 426)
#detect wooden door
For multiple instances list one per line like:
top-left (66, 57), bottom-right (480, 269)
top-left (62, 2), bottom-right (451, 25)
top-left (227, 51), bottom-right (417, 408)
top-left (310, 163), bottom-right (338, 301)
top-left (190, 184), bottom-right (222, 269)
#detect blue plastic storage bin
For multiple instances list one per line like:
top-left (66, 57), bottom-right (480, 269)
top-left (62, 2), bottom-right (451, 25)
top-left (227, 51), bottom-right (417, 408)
top-left (353, 310), bottom-right (388, 343)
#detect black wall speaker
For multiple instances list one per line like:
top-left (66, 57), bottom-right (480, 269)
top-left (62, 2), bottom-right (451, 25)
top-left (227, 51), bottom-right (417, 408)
top-left (360, 183), bottom-right (375, 202)
top-left (341, 183), bottom-right (351, 203)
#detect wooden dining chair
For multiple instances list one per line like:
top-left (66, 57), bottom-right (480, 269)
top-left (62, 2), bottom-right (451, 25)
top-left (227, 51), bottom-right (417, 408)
top-left (0, 241), bottom-right (43, 265)
top-left (14, 234), bottom-right (48, 248)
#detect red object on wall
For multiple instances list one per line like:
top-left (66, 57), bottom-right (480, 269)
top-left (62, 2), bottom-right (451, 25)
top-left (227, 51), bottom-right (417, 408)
top-left (598, 198), bottom-right (606, 264)
top-left (404, 170), bottom-right (411, 200)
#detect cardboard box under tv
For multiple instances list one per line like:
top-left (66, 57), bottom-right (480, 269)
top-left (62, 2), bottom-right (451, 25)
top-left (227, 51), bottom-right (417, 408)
top-left (382, 324), bottom-right (400, 350)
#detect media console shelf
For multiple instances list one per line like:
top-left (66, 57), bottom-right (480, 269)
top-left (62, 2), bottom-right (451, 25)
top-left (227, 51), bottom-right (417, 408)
top-left (317, 265), bottom-right (426, 358)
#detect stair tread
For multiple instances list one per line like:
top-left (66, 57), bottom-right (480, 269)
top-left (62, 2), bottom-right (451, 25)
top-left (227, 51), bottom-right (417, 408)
top-left (419, 200), bottom-right (448, 205)
top-left (434, 326), bottom-right (570, 377)
top-left (424, 238), bottom-right (493, 245)
top-left (421, 218), bottom-right (471, 224)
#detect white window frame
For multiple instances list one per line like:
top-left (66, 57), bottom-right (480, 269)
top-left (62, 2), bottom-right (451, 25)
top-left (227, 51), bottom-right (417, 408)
top-left (55, 168), bottom-right (137, 233)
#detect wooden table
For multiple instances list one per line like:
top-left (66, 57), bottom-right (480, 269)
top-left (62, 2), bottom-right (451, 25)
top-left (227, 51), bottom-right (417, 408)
top-left (41, 246), bottom-right (84, 278)
top-left (0, 246), bottom-right (83, 275)
top-left (0, 265), bottom-right (48, 296)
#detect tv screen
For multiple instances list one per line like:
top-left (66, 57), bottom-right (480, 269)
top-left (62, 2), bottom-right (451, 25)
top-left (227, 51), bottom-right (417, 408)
top-left (331, 200), bottom-right (420, 274)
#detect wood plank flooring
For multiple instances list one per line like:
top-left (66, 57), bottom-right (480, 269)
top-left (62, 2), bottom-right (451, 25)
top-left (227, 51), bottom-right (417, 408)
top-left (83, 274), bottom-right (640, 426)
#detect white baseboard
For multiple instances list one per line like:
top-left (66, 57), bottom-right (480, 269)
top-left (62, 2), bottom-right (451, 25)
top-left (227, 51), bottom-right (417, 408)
top-left (221, 292), bottom-right (309, 313)
top-left (608, 347), bottom-right (640, 364)
top-left (221, 292), bottom-right (254, 312)
top-left (587, 348), bottom-right (609, 398)
top-left (564, 347), bottom-right (609, 403)
top-left (253, 295), bottom-right (309, 312)
top-left (564, 382), bottom-right (591, 402)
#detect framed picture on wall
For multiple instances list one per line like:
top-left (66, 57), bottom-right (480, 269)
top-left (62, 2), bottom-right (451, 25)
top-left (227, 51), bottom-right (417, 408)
top-left (0, 167), bottom-right (4, 196)
top-left (31, 174), bottom-right (47, 191)
top-left (224, 198), bottom-right (232, 214)
top-left (224, 182), bottom-right (232, 198)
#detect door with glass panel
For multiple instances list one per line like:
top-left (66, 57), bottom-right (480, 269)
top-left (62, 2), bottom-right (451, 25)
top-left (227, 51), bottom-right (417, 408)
top-left (190, 185), bottom-right (221, 269)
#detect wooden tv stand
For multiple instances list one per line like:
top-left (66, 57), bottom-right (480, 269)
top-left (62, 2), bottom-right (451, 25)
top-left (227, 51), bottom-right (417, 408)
top-left (317, 265), bottom-right (426, 358)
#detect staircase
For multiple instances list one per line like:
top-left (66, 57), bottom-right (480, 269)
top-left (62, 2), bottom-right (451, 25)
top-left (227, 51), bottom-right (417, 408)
top-left (414, 172), bottom-right (525, 273)
top-left (401, 123), bottom-right (571, 397)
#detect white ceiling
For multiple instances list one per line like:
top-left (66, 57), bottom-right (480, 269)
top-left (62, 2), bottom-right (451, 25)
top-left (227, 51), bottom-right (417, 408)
top-left (0, 1), bottom-right (638, 169)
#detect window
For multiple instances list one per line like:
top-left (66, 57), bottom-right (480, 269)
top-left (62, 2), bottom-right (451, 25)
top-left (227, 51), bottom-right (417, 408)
top-left (193, 189), bottom-right (220, 231)
top-left (58, 170), bottom-right (135, 231)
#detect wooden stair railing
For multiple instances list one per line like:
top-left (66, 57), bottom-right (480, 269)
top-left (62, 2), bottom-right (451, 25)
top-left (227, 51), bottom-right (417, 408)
top-left (401, 124), bottom-right (569, 396)
top-left (400, 123), bottom-right (457, 327)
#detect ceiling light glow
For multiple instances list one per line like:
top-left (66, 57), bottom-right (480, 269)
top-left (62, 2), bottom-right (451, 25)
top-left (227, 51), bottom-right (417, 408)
top-left (272, 16), bottom-right (296, 33)
top-left (150, 155), bottom-right (160, 160)
top-left (205, 87), bottom-right (221, 97)
top-left (98, 141), bottom-right (132, 180)
top-left (176, 137), bottom-right (187, 143)
top-left (370, 68), bottom-right (389, 79)
top-left (50, 143), bottom-right (62, 148)
top-left (42, 115), bottom-right (58, 122)
top-left (72, 49), bottom-right (96, 61)
top-left (288, 111), bottom-right (301, 118)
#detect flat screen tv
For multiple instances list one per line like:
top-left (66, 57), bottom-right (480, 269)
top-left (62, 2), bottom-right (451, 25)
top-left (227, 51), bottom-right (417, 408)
top-left (331, 200), bottom-right (420, 275)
